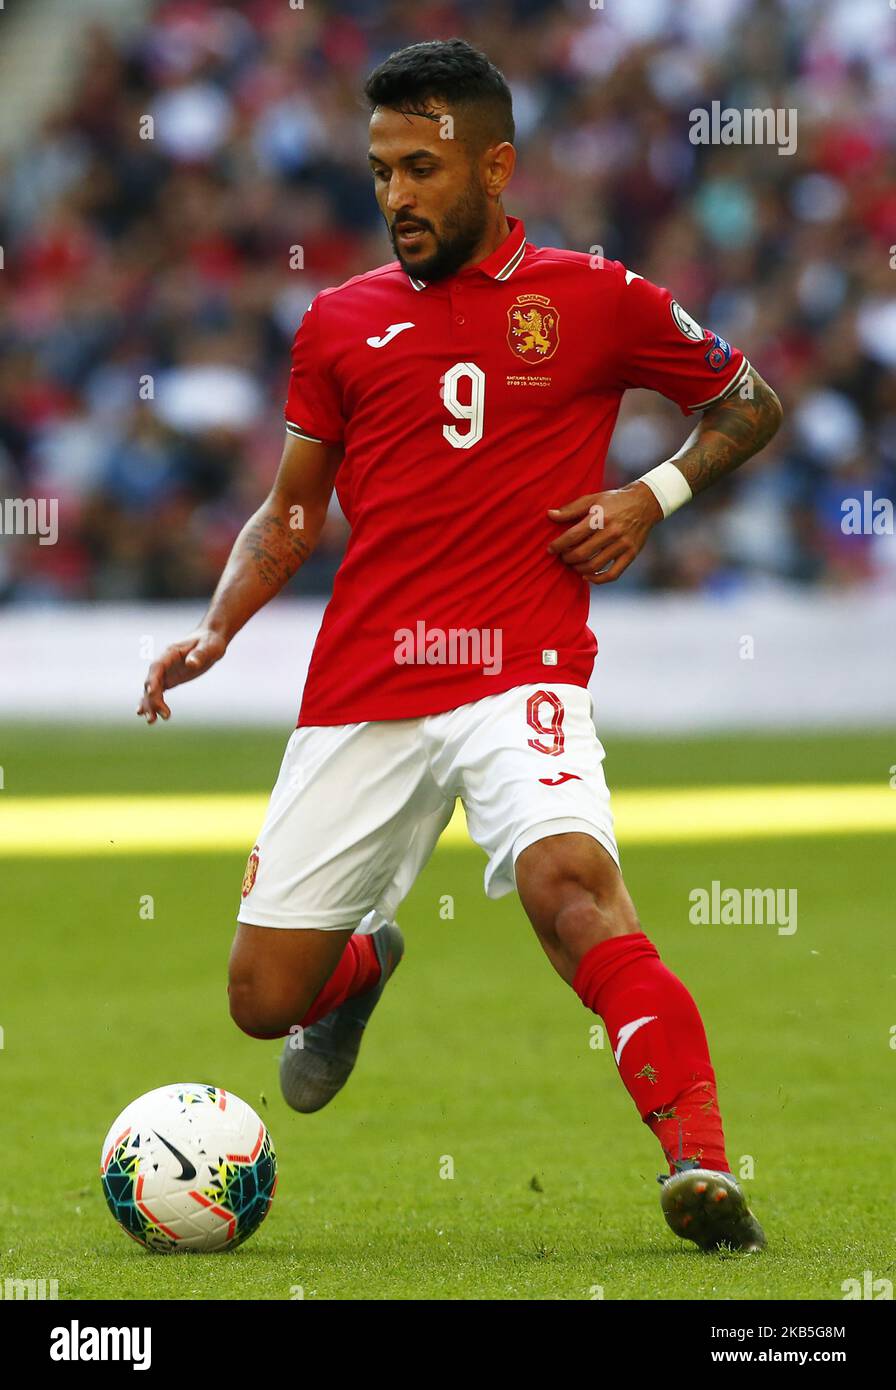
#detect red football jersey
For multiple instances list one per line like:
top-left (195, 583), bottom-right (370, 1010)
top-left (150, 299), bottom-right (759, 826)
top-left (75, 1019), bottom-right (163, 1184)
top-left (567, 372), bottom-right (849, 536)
top-left (285, 216), bottom-right (749, 725)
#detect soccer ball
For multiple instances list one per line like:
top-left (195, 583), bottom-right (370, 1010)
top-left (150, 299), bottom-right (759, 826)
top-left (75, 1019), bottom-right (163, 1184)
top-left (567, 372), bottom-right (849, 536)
top-left (100, 1083), bottom-right (277, 1253)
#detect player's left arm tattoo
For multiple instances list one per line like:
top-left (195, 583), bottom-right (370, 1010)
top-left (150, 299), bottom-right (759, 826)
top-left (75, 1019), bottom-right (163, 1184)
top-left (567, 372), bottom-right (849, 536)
top-left (244, 511), bottom-right (311, 589)
top-left (672, 367), bottom-right (783, 497)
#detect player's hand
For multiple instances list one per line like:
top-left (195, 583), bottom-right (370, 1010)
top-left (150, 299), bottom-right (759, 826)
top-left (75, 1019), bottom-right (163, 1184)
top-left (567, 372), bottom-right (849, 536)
top-left (137, 629), bottom-right (228, 724)
top-left (547, 482), bottom-right (664, 585)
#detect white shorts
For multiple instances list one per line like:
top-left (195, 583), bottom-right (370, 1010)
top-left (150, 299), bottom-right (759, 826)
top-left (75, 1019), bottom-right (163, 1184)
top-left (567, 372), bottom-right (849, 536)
top-left (237, 683), bottom-right (618, 932)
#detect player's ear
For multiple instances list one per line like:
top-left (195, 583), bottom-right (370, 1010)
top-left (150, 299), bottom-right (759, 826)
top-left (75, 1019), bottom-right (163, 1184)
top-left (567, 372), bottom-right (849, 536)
top-left (483, 140), bottom-right (515, 197)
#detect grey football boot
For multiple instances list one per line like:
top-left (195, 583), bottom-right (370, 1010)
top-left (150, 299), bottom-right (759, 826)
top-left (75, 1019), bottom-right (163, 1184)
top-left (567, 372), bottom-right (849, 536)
top-left (659, 1159), bottom-right (766, 1252)
top-left (279, 923), bottom-right (404, 1113)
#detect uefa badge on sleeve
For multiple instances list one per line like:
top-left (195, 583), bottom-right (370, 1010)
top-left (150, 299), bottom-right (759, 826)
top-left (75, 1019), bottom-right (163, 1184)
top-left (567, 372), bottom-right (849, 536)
top-left (704, 332), bottom-right (732, 372)
top-left (241, 846), bottom-right (260, 899)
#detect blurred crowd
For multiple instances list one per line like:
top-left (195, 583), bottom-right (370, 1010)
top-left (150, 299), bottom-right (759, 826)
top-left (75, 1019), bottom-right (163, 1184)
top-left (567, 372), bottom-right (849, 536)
top-left (1, 0), bottom-right (895, 603)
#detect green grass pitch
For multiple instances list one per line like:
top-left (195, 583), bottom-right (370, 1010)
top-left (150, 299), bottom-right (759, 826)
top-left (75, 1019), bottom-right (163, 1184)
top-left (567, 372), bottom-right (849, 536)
top-left (1, 724), bottom-right (894, 1300)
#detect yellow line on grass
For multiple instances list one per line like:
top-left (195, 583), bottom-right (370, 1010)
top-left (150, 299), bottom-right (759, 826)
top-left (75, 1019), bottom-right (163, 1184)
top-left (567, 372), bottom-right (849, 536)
top-left (0, 784), bottom-right (893, 857)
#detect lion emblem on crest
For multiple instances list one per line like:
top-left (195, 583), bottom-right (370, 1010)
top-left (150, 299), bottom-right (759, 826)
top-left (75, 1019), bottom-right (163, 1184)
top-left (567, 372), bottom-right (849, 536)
top-left (507, 295), bottom-right (560, 364)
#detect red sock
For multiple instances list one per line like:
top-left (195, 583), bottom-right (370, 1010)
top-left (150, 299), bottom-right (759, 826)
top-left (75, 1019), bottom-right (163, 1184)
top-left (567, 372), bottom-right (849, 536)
top-left (573, 931), bottom-right (729, 1173)
top-left (300, 933), bottom-right (382, 1028)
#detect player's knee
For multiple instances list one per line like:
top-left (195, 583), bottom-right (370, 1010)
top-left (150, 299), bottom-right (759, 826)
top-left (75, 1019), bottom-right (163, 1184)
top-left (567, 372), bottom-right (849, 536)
top-left (227, 967), bottom-right (310, 1040)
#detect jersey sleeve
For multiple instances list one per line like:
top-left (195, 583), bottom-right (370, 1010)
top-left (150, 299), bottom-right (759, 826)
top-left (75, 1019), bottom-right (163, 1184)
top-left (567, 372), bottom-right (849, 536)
top-left (611, 266), bottom-right (750, 415)
top-left (284, 295), bottom-right (345, 446)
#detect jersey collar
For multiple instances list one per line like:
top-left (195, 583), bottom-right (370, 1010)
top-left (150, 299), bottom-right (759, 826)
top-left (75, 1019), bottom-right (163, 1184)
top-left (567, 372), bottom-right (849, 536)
top-left (407, 216), bottom-right (527, 291)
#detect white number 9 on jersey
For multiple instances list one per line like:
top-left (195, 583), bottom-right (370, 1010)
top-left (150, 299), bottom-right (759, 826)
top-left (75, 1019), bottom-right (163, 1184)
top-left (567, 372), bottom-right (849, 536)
top-left (442, 362), bottom-right (485, 449)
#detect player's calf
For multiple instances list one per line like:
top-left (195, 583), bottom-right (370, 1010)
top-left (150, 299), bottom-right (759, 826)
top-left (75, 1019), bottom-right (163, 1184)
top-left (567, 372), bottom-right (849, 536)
top-left (516, 831), bottom-right (640, 984)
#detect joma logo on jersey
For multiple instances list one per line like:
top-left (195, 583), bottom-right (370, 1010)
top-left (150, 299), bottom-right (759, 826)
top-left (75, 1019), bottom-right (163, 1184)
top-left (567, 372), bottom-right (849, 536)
top-left (507, 293), bottom-right (559, 365)
top-left (366, 322), bottom-right (415, 349)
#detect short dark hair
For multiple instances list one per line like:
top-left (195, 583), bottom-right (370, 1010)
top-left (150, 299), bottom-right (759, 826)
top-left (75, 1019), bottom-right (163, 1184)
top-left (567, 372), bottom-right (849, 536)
top-left (364, 38), bottom-right (514, 149)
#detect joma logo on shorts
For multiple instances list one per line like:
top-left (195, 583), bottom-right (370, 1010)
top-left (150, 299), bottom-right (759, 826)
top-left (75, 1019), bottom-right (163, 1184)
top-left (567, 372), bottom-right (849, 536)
top-left (393, 621), bottom-right (503, 675)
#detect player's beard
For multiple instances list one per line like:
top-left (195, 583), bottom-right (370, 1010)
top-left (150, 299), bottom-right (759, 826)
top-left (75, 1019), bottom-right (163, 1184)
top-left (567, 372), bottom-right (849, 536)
top-left (389, 177), bottom-right (490, 282)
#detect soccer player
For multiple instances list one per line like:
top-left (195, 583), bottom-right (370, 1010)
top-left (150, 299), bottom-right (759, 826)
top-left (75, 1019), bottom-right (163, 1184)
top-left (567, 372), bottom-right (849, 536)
top-left (139, 39), bottom-right (782, 1253)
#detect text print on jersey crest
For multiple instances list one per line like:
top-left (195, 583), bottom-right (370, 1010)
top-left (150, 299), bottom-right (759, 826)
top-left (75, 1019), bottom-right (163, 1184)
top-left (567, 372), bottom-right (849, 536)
top-left (366, 322), bottom-right (415, 348)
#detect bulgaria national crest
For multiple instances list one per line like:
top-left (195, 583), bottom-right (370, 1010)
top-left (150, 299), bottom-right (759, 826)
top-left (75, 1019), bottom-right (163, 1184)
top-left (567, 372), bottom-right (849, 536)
top-left (507, 293), bottom-right (560, 365)
top-left (241, 846), bottom-right (260, 898)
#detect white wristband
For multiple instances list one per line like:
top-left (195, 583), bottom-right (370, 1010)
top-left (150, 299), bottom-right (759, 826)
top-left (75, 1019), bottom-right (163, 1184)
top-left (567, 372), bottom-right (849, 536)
top-left (638, 461), bottom-right (693, 518)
